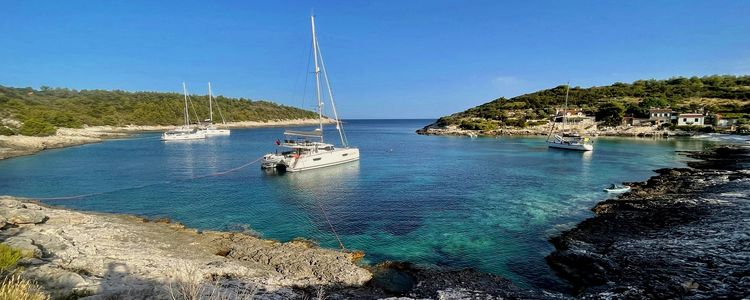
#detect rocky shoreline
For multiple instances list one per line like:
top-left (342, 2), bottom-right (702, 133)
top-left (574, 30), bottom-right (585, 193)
top-left (546, 146), bottom-right (750, 299)
top-left (0, 118), bottom-right (334, 160)
top-left (416, 123), bottom-right (693, 138)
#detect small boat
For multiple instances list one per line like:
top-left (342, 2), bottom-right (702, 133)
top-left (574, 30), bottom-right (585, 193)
top-left (162, 83), bottom-right (207, 141)
top-left (261, 16), bottom-right (360, 172)
top-left (546, 84), bottom-right (593, 151)
top-left (604, 184), bottom-right (631, 193)
top-left (199, 82), bottom-right (231, 136)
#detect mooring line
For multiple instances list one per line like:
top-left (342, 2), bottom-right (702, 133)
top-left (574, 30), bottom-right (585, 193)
top-left (33, 156), bottom-right (263, 201)
top-left (313, 200), bottom-right (346, 251)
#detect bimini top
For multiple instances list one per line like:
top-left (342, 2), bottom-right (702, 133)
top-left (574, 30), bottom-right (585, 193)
top-left (284, 129), bottom-right (323, 137)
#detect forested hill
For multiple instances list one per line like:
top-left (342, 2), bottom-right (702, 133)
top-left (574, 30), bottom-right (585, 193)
top-left (0, 85), bottom-right (317, 134)
top-left (435, 75), bottom-right (750, 129)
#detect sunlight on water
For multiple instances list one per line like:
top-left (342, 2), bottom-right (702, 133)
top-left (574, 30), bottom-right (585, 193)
top-left (0, 120), bottom-right (721, 289)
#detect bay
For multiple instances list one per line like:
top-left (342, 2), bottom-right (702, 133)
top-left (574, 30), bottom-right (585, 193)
top-left (0, 119), bottom-right (720, 289)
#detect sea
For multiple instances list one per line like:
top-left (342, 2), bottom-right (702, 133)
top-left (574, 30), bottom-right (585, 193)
top-left (0, 119), bottom-right (734, 290)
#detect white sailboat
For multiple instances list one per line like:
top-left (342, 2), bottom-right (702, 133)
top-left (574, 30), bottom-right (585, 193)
top-left (261, 15), bottom-right (360, 172)
top-left (546, 84), bottom-right (593, 151)
top-left (200, 82), bottom-right (231, 136)
top-left (161, 83), bottom-right (207, 141)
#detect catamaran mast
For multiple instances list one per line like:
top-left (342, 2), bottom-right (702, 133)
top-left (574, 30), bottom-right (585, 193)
top-left (208, 82), bottom-right (213, 123)
top-left (182, 82), bottom-right (190, 127)
top-left (311, 16), bottom-right (324, 141)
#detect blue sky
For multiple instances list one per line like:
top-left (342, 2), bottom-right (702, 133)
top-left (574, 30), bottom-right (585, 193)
top-left (1, 1), bottom-right (748, 119)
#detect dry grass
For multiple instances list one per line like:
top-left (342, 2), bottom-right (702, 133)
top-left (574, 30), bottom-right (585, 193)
top-left (0, 275), bottom-right (49, 300)
top-left (166, 266), bottom-right (258, 300)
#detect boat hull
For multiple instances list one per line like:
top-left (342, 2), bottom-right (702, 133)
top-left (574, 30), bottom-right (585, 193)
top-left (202, 128), bottom-right (231, 136)
top-left (161, 132), bottom-right (207, 141)
top-left (263, 148), bottom-right (360, 172)
top-left (548, 141), bottom-right (593, 151)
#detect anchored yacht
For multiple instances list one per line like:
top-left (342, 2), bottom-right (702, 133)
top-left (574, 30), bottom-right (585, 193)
top-left (261, 16), bottom-right (360, 172)
top-left (200, 82), bottom-right (230, 136)
top-left (546, 84), bottom-right (593, 151)
top-left (162, 83), bottom-right (207, 141)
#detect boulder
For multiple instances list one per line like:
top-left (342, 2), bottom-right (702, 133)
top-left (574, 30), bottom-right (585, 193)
top-left (0, 208), bottom-right (47, 225)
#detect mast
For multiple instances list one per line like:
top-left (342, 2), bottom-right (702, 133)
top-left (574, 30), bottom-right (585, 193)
top-left (315, 26), bottom-right (348, 147)
top-left (311, 15), bottom-right (324, 141)
top-left (562, 83), bottom-right (570, 135)
top-left (208, 82), bottom-right (213, 123)
top-left (182, 82), bottom-right (190, 127)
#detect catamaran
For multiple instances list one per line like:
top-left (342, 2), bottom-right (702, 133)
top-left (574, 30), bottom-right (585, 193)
top-left (161, 83), bottom-right (207, 141)
top-left (261, 16), bottom-right (360, 172)
top-left (546, 84), bottom-right (593, 151)
top-left (200, 82), bottom-right (231, 136)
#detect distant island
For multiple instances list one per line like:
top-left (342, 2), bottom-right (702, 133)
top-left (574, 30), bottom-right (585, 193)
top-left (417, 75), bottom-right (750, 137)
top-left (0, 85), bottom-right (331, 159)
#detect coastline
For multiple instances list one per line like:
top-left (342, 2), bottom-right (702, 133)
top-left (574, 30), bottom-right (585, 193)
top-left (416, 123), bottom-right (696, 138)
top-left (0, 118), bottom-right (335, 160)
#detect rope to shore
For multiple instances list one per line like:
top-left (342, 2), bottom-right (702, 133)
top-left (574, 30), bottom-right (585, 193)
top-left (32, 156), bottom-right (264, 201)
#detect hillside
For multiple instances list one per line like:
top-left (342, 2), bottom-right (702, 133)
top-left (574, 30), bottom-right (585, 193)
top-left (0, 85), bottom-right (318, 136)
top-left (432, 75), bottom-right (750, 131)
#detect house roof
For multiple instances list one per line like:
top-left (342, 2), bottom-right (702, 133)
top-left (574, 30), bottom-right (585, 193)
top-left (649, 109), bottom-right (672, 113)
top-left (678, 114), bottom-right (704, 117)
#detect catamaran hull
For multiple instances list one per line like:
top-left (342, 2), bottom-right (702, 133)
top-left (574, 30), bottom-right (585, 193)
top-left (202, 129), bottom-right (231, 136)
top-left (548, 142), bottom-right (593, 151)
top-left (263, 148), bottom-right (360, 172)
top-left (285, 148), bottom-right (360, 172)
top-left (161, 133), bottom-right (207, 141)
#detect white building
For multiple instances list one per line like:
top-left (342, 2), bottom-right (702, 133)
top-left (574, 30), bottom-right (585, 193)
top-left (677, 114), bottom-right (705, 126)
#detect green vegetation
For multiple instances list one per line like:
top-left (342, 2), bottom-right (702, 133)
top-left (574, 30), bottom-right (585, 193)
top-left (18, 118), bottom-right (56, 137)
top-left (439, 75), bottom-right (750, 128)
top-left (0, 244), bottom-right (25, 272)
top-left (0, 85), bottom-right (319, 135)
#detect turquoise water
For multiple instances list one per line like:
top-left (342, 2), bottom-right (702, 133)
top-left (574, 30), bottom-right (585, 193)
top-left (0, 119), bottom-right (719, 289)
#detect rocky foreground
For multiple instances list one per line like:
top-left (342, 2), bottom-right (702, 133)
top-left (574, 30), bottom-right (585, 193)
top-left (546, 146), bottom-right (750, 299)
top-left (0, 196), bottom-right (370, 299)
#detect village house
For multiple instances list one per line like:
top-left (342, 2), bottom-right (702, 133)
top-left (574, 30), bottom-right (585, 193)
top-left (648, 108), bottom-right (674, 125)
top-left (677, 113), bottom-right (705, 126)
top-left (555, 108), bottom-right (596, 126)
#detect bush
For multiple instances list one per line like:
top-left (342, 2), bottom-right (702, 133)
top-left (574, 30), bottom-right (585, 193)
top-left (0, 244), bottom-right (25, 272)
top-left (459, 119), bottom-right (497, 131)
top-left (18, 118), bottom-right (56, 137)
top-left (0, 126), bottom-right (15, 136)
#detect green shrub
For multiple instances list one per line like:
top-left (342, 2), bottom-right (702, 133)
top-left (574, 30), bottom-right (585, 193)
top-left (18, 118), bottom-right (56, 137)
top-left (0, 126), bottom-right (15, 136)
top-left (0, 244), bottom-right (25, 272)
top-left (459, 119), bottom-right (497, 131)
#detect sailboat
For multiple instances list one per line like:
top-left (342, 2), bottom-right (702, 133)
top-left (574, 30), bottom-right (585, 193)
top-left (161, 83), bottom-right (207, 141)
top-left (261, 16), bottom-right (360, 172)
top-left (200, 82), bottom-right (231, 136)
top-left (546, 84), bottom-right (593, 151)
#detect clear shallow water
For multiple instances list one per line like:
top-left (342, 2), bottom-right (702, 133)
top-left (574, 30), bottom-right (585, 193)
top-left (0, 120), bottom-right (720, 289)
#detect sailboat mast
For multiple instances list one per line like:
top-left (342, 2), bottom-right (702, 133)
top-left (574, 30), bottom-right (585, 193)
top-left (182, 82), bottom-right (189, 127)
top-left (562, 83), bottom-right (570, 134)
top-left (311, 15), bottom-right (324, 140)
top-left (208, 82), bottom-right (213, 123)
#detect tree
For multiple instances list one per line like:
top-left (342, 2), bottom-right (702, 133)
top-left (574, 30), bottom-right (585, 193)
top-left (596, 102), bottom-right (625, 127)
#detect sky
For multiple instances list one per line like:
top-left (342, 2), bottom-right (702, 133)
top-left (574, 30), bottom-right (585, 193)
top-left (1, 1), bottom-right (749, 119)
